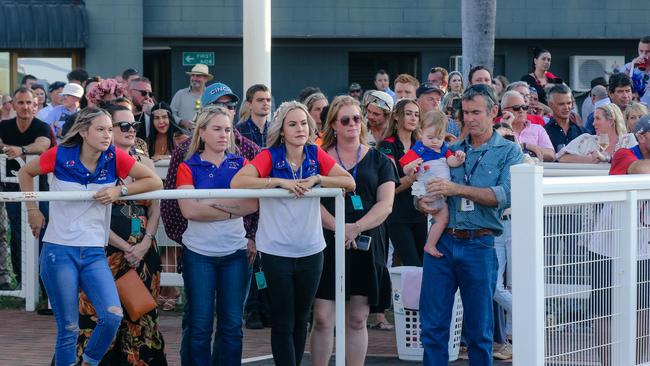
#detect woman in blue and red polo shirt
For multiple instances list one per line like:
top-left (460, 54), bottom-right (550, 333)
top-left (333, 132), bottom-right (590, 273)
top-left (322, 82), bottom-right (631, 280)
top-left (232, 101), bottom-right (355, 366)
top-left (176, 106), bottom-right (259, 365)
top-left (18, 107), bottom-right (162, 366)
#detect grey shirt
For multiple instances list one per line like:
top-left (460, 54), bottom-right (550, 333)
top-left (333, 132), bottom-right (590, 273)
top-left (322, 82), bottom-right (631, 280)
top-left (170, 87), bottom-right (202, 123)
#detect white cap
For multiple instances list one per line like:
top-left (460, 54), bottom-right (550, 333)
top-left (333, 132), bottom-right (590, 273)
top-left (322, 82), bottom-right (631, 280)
top-left (60, 83), bottom-right (84, 98)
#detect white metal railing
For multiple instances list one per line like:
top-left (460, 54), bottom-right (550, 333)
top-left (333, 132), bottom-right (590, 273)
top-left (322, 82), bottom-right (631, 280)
top-left (512, 164), bottom-right (650, 366)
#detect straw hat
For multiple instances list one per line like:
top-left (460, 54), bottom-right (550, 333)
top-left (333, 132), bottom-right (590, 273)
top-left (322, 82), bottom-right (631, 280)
top-left (186, 64), bottom-right (213, 80)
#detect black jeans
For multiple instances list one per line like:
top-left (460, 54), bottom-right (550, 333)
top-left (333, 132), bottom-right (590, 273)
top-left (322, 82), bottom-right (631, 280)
top-left (262, 251), bottom-right (324, 366)
top-left (388, 220), bottom-right (428, 267)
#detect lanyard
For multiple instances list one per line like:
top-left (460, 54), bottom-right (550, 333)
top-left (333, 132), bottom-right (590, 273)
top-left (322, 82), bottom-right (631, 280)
top-left (335, 145), bottom-right (362, 181)
top-left (286, 159), bottom-right (303, 180)
top-left (463, 147), bottom-right (488, 185)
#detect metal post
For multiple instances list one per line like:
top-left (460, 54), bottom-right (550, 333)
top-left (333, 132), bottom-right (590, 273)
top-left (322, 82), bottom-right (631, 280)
top-left (511, 164), bottom-right (545, 365)
top-left (243, 0), bottom-right (271, 91)
top-left (612, 191), bottom-right (637, 365)
top-left (334, 191), bottom-right (346, 366)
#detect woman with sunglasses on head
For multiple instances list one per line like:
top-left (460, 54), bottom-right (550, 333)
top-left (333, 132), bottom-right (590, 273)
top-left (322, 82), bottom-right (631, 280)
top-left (76, 104), bottom-right (168, 365)
top-left (177, 106), bottom-right (259, 365)
top-left (377, 99), bottom-right (428, 267)
top-left (19, 107), bottom-right (162, 366)
top-left (231, 101), bottom-right (355, 366)
top-left (310, 96), bottom-right (397, 366)
top-left (147, 102), bottom-right (189, 161)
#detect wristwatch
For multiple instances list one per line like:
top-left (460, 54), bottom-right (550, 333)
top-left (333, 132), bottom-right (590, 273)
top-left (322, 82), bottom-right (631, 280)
top-left (21, 146), bottom-right (27, 155)
top-left (120, 185), bottom-right (128, 196)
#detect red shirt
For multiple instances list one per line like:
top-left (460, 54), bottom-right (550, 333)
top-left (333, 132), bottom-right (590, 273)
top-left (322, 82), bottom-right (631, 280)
top-left (609, 146), bottom-right (642, 175)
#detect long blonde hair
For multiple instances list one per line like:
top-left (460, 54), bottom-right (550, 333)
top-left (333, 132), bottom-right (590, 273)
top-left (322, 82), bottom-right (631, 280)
top-left (60, 107), bottom-right (111, 147)
top-left (597, 103), bottom-right (627, 137)
top-left (266, 101), bottom-right (317, 148)
top-left (320, 95), bottom-right (367, 150)
top-left (383, 98), bottom-right (421, 140)
top-left (185, 106), bottom-right (238, 160)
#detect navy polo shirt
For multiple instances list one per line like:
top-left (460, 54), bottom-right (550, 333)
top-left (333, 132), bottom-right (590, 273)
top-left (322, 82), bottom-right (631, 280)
top-left (544, 118), bottom-right (587, 153)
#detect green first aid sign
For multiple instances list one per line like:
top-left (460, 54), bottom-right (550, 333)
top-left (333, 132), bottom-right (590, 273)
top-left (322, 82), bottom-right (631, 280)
top-left (182, 52), bottom-right (214, 66)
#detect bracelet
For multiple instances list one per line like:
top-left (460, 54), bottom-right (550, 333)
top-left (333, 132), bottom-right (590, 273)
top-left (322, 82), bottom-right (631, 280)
top-left (317, 174), bottom-right (322, 185)
top-left (27, 207), bottom-right (39, 211)
top-left (144, 233), bottom-right (155, 241)
top-left (229, 212), bottom-right (233, 219)
top-left (266, 177), bottom-right (272, 187)
top-left (354, 221), bottom-right (362, 231)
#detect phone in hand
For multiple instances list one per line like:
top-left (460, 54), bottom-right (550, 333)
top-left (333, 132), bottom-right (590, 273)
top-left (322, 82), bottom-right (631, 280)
top-left (356, 235), bottom-right (372, 251)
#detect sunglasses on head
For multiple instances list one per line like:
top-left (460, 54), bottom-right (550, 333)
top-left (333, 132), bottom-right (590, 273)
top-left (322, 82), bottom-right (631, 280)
top-left (133, 89), bottom-right (154, 98)
top-left (465, 84), bottom-right (498, 105)
top-left (339, 115), bottom-right (363, 126)
top-left (366, 95), bottom-right (391, 111)
top-left (505, 104), bottom-right (529, 112)
top-left (113, 121), bottom-right (141, 132)
top-left (211, 101), bottom-right (238, 110)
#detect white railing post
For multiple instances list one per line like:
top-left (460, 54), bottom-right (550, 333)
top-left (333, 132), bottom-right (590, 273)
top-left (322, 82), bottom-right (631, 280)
top-left (612, 190), bottom-right (638, 365)
top-left (511, 164), bottom-right (545, 366)
top-left (22, 169), bottom-right (39, 312)
top-left (334, 191), bottom-right (346, 366)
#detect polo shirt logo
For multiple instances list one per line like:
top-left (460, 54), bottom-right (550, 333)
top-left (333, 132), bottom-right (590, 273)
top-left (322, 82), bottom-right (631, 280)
top-left (97, 169), bottom-right (108, 181)
top-left (227, 161), bottom-right (240, 169)
top-left (65, 160), bottom-right (75, 167)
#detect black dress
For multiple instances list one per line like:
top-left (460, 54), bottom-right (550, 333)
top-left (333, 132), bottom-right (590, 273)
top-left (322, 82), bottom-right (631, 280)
top-left (316, 148), bottom-right (398, 306)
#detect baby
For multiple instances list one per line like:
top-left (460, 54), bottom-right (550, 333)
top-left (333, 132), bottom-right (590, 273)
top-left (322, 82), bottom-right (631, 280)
top-left (399, 110), bottom-right (465, 257)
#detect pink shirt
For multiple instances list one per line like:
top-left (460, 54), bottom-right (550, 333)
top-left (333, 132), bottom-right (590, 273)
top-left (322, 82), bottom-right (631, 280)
top-left (514, 122), bottom-right (554, 149)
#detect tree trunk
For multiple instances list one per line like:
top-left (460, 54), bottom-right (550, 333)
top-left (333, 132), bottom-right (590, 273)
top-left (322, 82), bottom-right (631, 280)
top-left (461, 0), bottom-right (497, 82)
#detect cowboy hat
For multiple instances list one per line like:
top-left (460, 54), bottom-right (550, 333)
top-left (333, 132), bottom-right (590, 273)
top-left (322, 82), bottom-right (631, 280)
top-left (186, 64), bottom-right (213, 80)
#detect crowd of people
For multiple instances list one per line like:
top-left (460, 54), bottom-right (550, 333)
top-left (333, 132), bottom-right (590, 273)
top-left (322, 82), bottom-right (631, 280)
top-left (0, 35), bottom-right (648, 366)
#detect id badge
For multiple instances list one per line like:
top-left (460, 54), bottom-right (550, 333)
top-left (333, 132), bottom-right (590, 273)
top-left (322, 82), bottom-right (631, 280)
top-left (255, 271), bottom-right (267, 290)
top-left (350, 195), bottom-right (364, 211)
top-left (460, 198), bottom-right (475, 212)
top-left (131, 217), bottom-right (141, 236)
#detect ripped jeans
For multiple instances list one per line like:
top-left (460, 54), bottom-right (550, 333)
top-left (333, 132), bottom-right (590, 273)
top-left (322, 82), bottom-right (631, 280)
top-left (40, 243), bottom-right (122, 366)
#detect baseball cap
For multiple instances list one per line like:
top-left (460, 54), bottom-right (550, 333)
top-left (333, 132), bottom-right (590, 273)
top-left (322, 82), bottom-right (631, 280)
top-left (349, 83), bottom-right (362, 92)
top-left (416, 83), bottom-right (444, 98)
top-left (201, 82), bottom-right (240, 106)
top-left (365, 90), bottom-right (394, 112)
top-left (634, 114), bottom-right (650, 134)
top-left (48, 81), bottom-right (66, 93)
top-left (60, 83), bottom-right (84, 98)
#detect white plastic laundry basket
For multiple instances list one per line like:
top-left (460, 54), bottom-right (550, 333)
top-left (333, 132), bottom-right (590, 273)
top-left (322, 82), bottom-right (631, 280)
top-left (390, 266), bottom-right (463, 362)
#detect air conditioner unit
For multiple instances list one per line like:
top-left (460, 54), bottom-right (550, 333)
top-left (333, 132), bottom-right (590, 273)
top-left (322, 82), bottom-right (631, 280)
top-left (449, 55), bottom-right (462, 72)
top-left (569, 55), bottom-right (625, 91)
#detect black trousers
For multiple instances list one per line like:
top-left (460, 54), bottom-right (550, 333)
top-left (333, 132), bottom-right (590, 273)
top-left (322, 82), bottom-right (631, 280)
top-left (262, 251), bottom-right (323, 366)
top-left (389, 220), bottom-right (428, 267)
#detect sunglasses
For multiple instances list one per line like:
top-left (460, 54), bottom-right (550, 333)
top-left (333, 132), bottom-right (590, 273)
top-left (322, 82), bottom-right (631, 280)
top-left (349, 89), bottom-right (361, 93)
top-left (211, 101), bottom-right (238, 111)
top-left (465, 84), bottom-right (498, 105)
top-left (133, 89), bottom-right (154, 98)
top-left (339, 115), bottom-right (363, 126)
top-left (505, 104), bottom-right (529, 112)
top-left (113, 121), bottom-right (141, 132)
top-left (366, 95), bottom-right (391, 111)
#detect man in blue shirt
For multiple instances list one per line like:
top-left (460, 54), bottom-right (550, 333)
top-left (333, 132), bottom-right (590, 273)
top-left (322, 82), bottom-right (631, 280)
top-left (235, 84), bottom-right (271, 148)
top-left (417, 84), bottom-right (523, 365)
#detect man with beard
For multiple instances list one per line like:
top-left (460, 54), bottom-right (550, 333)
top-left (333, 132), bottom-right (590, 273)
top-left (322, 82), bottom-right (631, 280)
top-left (171, 64), bottom-right (213, 131)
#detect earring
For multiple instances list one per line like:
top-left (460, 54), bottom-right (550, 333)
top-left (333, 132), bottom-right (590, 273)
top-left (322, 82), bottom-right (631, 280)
top-left (280, 136), bottom-right (284, 143)
top-left (334, 130), bottom-right (337, 138)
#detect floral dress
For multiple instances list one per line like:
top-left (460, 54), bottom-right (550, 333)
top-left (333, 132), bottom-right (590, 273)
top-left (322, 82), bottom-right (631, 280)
top-left (76, 185), bottom-right (167, 365)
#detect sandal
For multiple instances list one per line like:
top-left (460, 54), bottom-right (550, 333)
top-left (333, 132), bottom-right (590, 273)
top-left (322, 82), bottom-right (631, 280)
top-left (158, 295), bottom-right (178, 311)
top-left (369, 321), bottom-right (394, 331)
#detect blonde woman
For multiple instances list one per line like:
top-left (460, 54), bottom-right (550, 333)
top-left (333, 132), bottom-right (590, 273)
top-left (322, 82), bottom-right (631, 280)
top-left (176, 106), bottom-right (259, 365)
top-left (19, 107), bottom-right (162, 366)
top-left (310, 96), bottom-right (397, 366)
top-left (231, 101), bottom-right (354, 366)
top-left (558, 103), bottom-right (636, 163)
top-left (625, 101), bottom-right (649, 132)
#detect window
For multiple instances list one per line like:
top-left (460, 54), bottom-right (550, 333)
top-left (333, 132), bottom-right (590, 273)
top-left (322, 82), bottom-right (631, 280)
top-left (17, 57), bottom-right (72, 88)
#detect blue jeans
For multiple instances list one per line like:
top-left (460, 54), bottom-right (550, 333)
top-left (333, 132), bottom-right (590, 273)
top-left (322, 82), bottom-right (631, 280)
top-left (182, 248), bottom-right (250, 366)
top-left (493, 219), bottom-right (512, 337)
top-left (40, 242), bottom-right (122, 366)
top-left (420, 232), bottom-right (498, 366)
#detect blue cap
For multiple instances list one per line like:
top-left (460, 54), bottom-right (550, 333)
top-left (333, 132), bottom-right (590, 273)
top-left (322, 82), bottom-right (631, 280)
top-left (201, 83), bottom-right (239, 106)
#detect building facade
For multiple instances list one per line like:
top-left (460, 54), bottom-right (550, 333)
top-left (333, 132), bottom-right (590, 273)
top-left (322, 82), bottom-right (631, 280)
top-left (0, 0), bottom-right (647, 104)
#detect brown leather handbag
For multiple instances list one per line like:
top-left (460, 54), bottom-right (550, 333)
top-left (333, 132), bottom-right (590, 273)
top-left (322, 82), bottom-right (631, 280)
top-left (115, 269), bottom-right (157, 321)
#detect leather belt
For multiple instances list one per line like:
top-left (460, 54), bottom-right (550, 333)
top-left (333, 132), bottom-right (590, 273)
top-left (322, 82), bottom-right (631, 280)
top-left (445, 228), bottom-right (494, 240)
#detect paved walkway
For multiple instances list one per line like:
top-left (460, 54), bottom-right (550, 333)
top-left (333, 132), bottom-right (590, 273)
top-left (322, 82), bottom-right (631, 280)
top-left (0, 309), bottom-right (511, 365)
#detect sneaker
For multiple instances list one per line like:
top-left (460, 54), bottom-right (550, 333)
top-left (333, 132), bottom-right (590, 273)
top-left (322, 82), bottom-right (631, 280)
top-left (493, 342), bottom-right (513, 360)
top-left (245, 311), bottom-right (264, 330)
